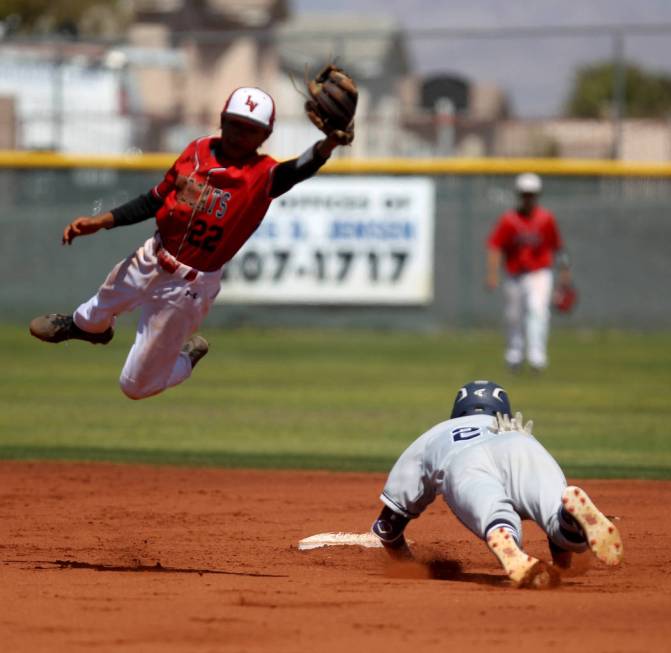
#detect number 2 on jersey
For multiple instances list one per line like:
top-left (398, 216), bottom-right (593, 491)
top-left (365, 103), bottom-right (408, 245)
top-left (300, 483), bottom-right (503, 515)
top-left (451, 426), bottom-right (482, 442)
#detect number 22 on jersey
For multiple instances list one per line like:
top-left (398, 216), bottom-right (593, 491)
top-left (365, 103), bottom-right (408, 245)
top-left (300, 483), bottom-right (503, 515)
top-left (187, 188), bottom-right (232, 252)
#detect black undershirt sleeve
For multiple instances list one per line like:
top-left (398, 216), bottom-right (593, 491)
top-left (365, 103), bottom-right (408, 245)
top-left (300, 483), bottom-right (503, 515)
top-left (269, 143), bottom-right (330, 198)
top-left (110, 191), bottom-right (163, 227)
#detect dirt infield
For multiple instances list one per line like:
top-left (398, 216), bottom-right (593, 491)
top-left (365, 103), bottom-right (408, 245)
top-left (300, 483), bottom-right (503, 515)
top-left (2, 462), bottom-right (670, 652)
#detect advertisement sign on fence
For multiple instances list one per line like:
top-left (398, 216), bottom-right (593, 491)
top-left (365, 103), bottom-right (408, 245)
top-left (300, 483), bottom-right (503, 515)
top-left (217, 176), bottom-right (435, 304)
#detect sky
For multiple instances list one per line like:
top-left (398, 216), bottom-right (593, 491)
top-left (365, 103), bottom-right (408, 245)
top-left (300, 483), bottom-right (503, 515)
top-left (290, 0), bottom-right (671, 117)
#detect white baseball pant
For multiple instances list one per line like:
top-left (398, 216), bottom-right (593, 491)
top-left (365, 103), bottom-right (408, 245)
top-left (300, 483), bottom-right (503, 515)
top-left (442, 432), bottom-right (586, 553)
top-left (503, 268), bottom-right (553, 368)
top-left (73, 235), bottom-right (222, 399)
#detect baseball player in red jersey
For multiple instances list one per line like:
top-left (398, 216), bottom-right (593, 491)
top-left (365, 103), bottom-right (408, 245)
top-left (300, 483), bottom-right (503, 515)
top-left (486, 173), bottom-right (571, 371)
top-left (29, 87), bottom-right (352, 399)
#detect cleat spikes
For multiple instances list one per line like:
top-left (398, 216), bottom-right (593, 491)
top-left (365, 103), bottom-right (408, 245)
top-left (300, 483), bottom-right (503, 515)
top-left (562, 486), bottom-right (623, 567)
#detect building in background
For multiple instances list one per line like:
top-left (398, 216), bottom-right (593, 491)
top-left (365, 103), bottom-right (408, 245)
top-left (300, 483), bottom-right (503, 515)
top-left (276, 14), bottom-right (419, 158)
top-left (0, 0), bottom-right (291, 154)
top-left (130, 0), bottom-right (287, 151)
top-left (0, 1), bottom-right (671, 160)
top-left (0, 42), bottom-right (136, 153)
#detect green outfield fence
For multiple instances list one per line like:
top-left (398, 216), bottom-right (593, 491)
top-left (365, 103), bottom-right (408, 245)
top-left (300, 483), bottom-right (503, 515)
top-left (1, 152), bottom-right (670, 329)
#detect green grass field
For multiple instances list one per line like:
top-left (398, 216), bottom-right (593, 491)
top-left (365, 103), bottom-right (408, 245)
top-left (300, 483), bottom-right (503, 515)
top-left (1, 323), bottom-right (670, 478)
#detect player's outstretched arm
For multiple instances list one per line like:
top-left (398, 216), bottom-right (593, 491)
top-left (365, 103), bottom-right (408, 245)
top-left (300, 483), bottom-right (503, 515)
top-left (372, 505), bottom-right (413, 560)
top-left (62, 213), bottom-right (115, 245)
top-left (270, 64), bottom-right (357, 198)
top-left (62, 192), bottom-right (162, 245)
top-left (315, 129), bottom-right (353, 157)
top-left (269, 135), bottom-right (345, 198)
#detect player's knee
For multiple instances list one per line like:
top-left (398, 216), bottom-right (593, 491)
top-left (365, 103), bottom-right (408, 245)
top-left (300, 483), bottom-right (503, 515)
top-left (119, 379), bottom-right (145, 400)
top-left (119, 376), bottom-right (154, 400)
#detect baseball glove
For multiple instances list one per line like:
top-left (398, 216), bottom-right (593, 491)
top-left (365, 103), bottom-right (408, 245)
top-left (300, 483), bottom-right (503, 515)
top-left (305, 64), bottom-right (357, 144)
top-left (552, 282), bottom-right (578, 313)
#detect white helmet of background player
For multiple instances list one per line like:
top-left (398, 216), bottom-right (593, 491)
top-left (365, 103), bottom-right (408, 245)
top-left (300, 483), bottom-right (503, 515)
top-left (450, 380), bottom-right (512, 419)
top-left (515, 172), bottom-right (542, 195)
top-left (221, 87), bottom-right (276, 132)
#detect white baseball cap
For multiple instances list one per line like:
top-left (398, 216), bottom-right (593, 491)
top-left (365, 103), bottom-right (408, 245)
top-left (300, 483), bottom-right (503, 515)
top-left (221, 87), bottom-right (275, 131)
top-left (515, 172), bottom-right (542, 194)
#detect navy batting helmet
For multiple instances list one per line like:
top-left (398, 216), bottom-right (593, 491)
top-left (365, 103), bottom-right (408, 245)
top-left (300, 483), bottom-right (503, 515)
top-left (450, 380), bottom-right (511, 419)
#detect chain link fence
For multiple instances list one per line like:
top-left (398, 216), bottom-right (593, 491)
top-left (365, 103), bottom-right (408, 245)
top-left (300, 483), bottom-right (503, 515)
top-left (1, 163), bottom-right (669, 329)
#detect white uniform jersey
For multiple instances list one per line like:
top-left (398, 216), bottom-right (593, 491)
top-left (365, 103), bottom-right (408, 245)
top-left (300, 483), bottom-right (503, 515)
top-left (380, 413), bottom-right (572, 547)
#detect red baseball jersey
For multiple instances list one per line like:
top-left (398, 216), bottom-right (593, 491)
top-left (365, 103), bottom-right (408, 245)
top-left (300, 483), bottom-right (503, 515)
top-left (487, 206), bottom-right (562, 275)
top-left (151, 136), bottom-right (277, 272)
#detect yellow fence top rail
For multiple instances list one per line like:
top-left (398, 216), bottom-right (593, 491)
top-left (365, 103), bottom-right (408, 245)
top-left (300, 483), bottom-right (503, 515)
top-left (1, 150), bottom-right (671, 177)
top-left (0, 150), bottom-right (176, 170)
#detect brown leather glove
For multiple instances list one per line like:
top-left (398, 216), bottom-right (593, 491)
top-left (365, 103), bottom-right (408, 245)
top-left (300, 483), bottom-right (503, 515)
top-left (305, 64), bottom-right (358, 145)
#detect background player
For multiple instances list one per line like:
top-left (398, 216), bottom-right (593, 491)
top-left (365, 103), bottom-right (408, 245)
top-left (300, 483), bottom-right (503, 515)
top-left (29, 85), bottom-right (353, 399)
top-left (486, 173), bottom-right (571, 372)
top-left (371, 380), bottom-right (623, 589)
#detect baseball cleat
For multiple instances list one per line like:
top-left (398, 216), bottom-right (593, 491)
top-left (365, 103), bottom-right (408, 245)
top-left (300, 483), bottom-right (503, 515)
top-left (182, 334), bottom-right (209, 369)
top-left (487, 526), bottom-right (560, 589)
top-left (561, 486), bottom-right (623, 566)
top-left (29, 313), bottom-right (114, 345)
top-left (547, 537), bottom-right (573, 570)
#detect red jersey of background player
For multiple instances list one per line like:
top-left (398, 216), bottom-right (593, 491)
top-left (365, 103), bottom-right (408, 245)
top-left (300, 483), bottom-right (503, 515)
top-left (487, 206), bottom-right (562, 276)
top-left (152, 136), bottom-right (277, 272)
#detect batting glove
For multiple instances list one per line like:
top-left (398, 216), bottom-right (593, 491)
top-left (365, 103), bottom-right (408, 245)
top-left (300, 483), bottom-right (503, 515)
top-left (492, 411), bottom-right (533, 436)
